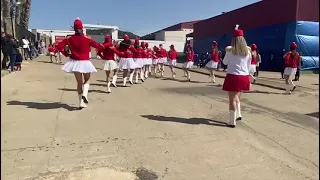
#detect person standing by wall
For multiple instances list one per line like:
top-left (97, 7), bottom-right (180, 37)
top-left (22, 36), bottom-right (32, 60)
top-left (1, 32), bottom-right (10, 69)
top-left (6, 34), bottom-right (20, 72)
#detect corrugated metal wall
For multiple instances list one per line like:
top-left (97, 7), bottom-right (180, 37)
top-left (194, 0), bottom-right (298, 40)
top-left (296, 0), bottom-right (319, 22)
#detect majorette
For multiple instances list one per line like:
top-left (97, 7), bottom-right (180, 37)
top-left (117, 34), bottom-right (136, 86)
top-left (56, 17), bottom-right (103, 109)
top-left (222, 24), bottom-right (251, 128)
top-left (157, 44), bottom-right (168, 77)
top-left (48, 44), bottom-right (56, 63)
top-left (97, 35), bottom-right (121, 93)
top-left (167, 44), bottom-right (178, 79)
top-left (143, 42), bottom-right (153, 79)
top-left (152, 46), bottom-right (159, 75)
top-left (205, 41), bottom-right (220, 83)
top-left (182, 44), bottom-right (195, 81)
top-left (130, 38), bottom-right (145, 83)
top-left (249, 44), bottom-right (258, 83)
top-left (283, 42), bottom-right (299, 94)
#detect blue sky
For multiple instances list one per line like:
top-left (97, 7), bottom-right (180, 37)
top-left (29, 0), bottom-right (260, 36)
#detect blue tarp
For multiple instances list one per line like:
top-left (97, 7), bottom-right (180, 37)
top-left (193, 21), bottom-right (319, 71)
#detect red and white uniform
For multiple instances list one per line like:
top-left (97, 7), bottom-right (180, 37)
top-left (152, 46), bottom-right (159, 64)
top-left (206, 41), bottom-right (220, 69)
top-left (144, 43), bottom-right (153, 65)
top-left (97, 35), bottom-right (121, 71)
top-left (168, 45), bottom-right (178, 66)
top-left (130, 39), bottom-right (144, 68)
top-left (182, 44), bottom-right (195, 69)
top-left (158, 45), bottom-right (167, 64)
top-left (249, 44), bottom-right (258, 74)
top-left (283, 43), bottom-right (299, 76)
top-left (117, 35), bottom-right (136, 70)
top-left (222, 27), bottom-right (251, 92)
top-left (48, 46), bottom-right (55, 55)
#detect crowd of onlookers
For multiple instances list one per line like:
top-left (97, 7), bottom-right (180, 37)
top-left (1, 31), bottom-right (47, 73)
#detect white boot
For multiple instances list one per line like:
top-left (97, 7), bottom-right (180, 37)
top-left (123, 77), bottom-right (127, 87)
top-left (140, 70), bottom-right (145, 82)
top-left (82, 84), bottom-right (90, 104)
top-left (187, 73), bottom-right (191, 81)
top-left (135, 73), bottom-right (139, 84)
top-left (212, 75), bottom-right (216, 83)
top-left (107, 82), bottom-right (111, 93)
top-left (79, 94), bottom-right (87, 108)
top-left (227, 110), bottom-right (236, 128)
top-left (111, 75), bottom-right (117, 87)
top-left (236, 103), bottom-right (242, 120)
top-left (285, 84), bottom-right (291, 95)
top-left (129, 72), bottom-right (134, 85)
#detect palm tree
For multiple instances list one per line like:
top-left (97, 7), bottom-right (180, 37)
top-left (20, 0), bottom-right (31, 28)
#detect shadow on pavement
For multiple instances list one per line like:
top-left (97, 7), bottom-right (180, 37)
top-left (58, 88), bottom-right (108, 94)
top-left (305, 112), bottom-right (319, 118)
top-left (159, 86), bottom-right (226, 96)
top-left (141, 115), bottom-right (231, 128)
top-left (6, 100), bottom-right (79, 111)
top-left (242, 90), bottom-right (282, 95)
top-left (162, 77), bottom-right (206, 83)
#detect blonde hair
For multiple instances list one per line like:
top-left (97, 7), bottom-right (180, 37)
top-left (231, 36), bottom-right (249, 56)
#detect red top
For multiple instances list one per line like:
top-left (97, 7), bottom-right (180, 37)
top-left (145, 48), bottom-right (153, 58)
top-left (186, 50), bottom-right (195, 62)
top-left (211, 49), bottom-right (219, 62)
top-left (156, 49), bottom-right (162, 58)
top-left (142, 48), bottom-right (148, 58)
top-left (116, 46), bottom-right (134, 58)
top-left (284, 52), bottom-right (300, 68)
top-left (56, 34), bottom-right (102, 61)
top-left (168, 49), bottom-right (178, 60)
top-left (160, 48), bottom-right (167, 58)
top-left (97, 42), bottom-right (121, 60)
top-left (130, 46), bottom-right (143, 58)
top-left (48, 46), bottom-right (55, 53)
top-left (251, 54), bottom-right (257, 65)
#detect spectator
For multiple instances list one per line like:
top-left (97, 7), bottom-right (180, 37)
top-left (40, 39), bottom-right (46, 55)
top-left (1, 32), bottom-right (10, 69)
top-left (6, 35), bottom-right (20, 72)
top-left (22, 36), bottom-right (32, 60)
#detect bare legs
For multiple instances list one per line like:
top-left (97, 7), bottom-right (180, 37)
top-left (74, 72), bottom-right (91, 109)
top-left (284, 74), bottom-right (296, 94)
top-left (169, 65), bottom-right (176, 78)
top-left (159, 63), bottom-right (164, 77)
top-left (207, 68), bottom-right (216, 83)
top-left (134, 68), bottom-right (145, 83)
top-left (183, 68), bottom-right (191, 81)
top-left (105, 70), bottom-right (118, 93)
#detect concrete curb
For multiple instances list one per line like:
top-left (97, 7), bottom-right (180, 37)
top-left (172, 65), bottom-right (287, 91)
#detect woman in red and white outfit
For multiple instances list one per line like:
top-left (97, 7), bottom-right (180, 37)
top-left (182, 44), bottom-right (194, 81)
top-left (130, 39), bottom-right (145, 83)
top-left (157, 44), bottom-right (167, 77)
top-left (152, 46), bottom-right (159, 75)
top-left (222, 25), bottom-right (251, 128)
top-left (56, 18), bottom-right (103, 109)
top-left (143, 42), bottom-right (152, 78)
top-left (249, 44), bottom-right (258, 84)
top-left (283, 42), bottom-right (299, 94)
top-left (117, 35), bottom-right (136, 86)
top-left (48, 44), bottom-right (56, 63)
top-left (97, 35), bottom-right (120, 93)
top-left (167, 44), bottom-right (178, 79)
top-left (205, 41), bottom-right (220, 83)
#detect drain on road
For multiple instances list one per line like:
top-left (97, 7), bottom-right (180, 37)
top-left (135, 167), bottom-right (158, 180)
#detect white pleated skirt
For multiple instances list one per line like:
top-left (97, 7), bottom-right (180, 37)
top-left (119, 58), bottom-right (137, 70)
top-left (152, 58), bottom-right (159, 65)
top-left (167, 59), bottom-right (177, 66)
top-left (134, 58), bottom-right (144, 68)
top-left (158, 57), bottom-right (167, 64)
top-left (103, 60), bottom-right (118, 71)
top-left (249, 64), bottom-right (256, 74)
top-left (144, 58), bottom-right (152, 65)
top-left (284, 67), bottom-right (297, 76)
top-left (49, 52), bottom-right (55, 56)
top-left (61, 59), bottom-right (97, 73)
top-left (182, 61), bottom-right (194, 69)
top-left (206, 61), bottom-right (219, 69)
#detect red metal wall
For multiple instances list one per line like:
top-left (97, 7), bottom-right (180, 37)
top-left (296, 0), bottom-right (319, 22)
top-left (194, 0), bottom-right (298, 40)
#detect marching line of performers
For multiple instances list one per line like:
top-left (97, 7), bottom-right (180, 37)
top-left (55, 18), bottom-right (300, 128)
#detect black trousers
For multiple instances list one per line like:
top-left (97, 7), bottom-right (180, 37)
top-left (1, 52), bottom-right (9, 69)
top-left (295, 69), bottom-right (300, 80)
top-left (254, 66), bottom-right (260, 76)
top-left (281, 67), bottom-right (285, 78)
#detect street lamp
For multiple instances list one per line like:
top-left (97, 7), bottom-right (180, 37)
top-left (10, 0), bottom-right (21, 38)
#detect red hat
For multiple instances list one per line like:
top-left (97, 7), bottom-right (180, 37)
top-left (104, 35), bottom-right (111, 42)
top-left (170, 44), bottom-right (174, 48)
top-left (233, 24), bottom-right (243, 37)
top-left (135, 38), bottom-right (139, 43)
top-left (145, 42), bottom-right (149, 47)
top-left (124, 34), bottom-right (129, 40)
top-left (212, 41), bottom-right (218, 46)
top-left (74, 17), bottom-right (83, 30)
top-left (159, 44), bottom-right (163, 47)
top-left (187, 44), bottom-right (192, 48)
top-left (290, 42), bottom-right (297, 49)
top-left (141, 41), bottom-right (145, 46)
top-left (251, 44), bottom-right (257, 50)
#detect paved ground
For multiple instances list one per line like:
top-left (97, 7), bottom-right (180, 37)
top-left (1, 56), bottom-right (319, 180)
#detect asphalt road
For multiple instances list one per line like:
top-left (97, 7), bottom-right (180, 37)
top-left (1, 57), bottom-right (319, 180)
